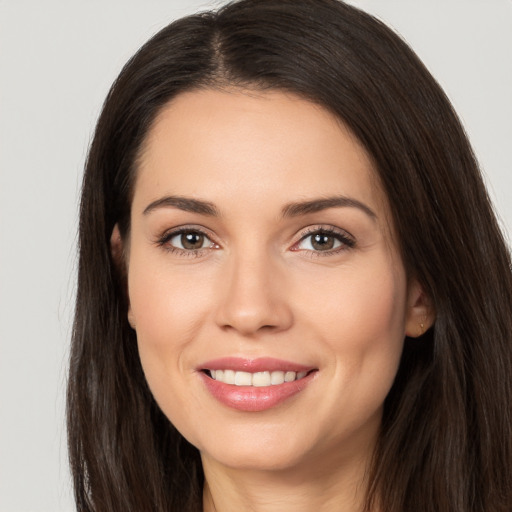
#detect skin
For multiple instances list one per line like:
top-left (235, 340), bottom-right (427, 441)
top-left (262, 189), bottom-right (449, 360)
top-left (115, 88), bottom-right (433, 512)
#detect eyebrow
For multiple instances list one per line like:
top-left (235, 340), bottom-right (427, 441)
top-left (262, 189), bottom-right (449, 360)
top-left (281, 196), bottom-right (377, 220)
top-left (142, 194), bottom-right (376, 220)
top-left (143, 196), bottom-right (219, 216)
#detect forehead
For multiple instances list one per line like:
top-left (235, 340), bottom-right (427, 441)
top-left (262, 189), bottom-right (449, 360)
top-left (134, 88), bottom-right (388, 221)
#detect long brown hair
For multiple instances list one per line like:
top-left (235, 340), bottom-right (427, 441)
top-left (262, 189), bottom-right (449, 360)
top-left (68, 1), bottom-right (512, 510)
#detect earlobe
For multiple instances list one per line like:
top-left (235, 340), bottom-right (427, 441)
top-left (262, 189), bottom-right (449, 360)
top-left (405, 280), bottom-right (435, 338)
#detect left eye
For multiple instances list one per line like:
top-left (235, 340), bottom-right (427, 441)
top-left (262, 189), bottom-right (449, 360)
top-left (296, 231), bottom-right (347, 251)
top-left (168, 231), bottom-right (213, 250)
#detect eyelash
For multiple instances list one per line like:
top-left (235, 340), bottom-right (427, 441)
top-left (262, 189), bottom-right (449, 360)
top-left (155, 225), bottom-right (355, 258)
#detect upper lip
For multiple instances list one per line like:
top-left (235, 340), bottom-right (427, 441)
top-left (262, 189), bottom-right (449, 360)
top-left (198, 357), bottom-right (316, 373)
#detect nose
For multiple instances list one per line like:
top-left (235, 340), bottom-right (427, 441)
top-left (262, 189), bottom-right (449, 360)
top-left (214, 250), bottom-right (294, 336)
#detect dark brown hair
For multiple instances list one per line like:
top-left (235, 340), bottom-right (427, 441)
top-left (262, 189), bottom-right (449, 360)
top-left (68, 1), bottom-right (512, 510)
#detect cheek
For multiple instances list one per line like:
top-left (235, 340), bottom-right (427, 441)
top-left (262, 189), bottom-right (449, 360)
top-left (129, 250), bottom-right (210, 334)
top-left (126, 250), bottom-right (213, 388)
top-left (305, 258), bottom-right (407, 396)
top-left (127, 258), bottom-right (216, 439)
top-left (303, 255), bottom-right (407, 341)
top-left (344, 271), bottom-right (405, 345)
top-left (290, 262), bottom-right (407, 445)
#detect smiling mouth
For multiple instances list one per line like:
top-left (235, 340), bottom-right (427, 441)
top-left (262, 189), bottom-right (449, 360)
top-left (203, 369), bottom-right (315, 387)
top-left (199, 360), bottom-right (318, 411)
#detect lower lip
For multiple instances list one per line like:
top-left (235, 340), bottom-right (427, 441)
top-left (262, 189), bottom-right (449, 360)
top-left (199, 371), bottom-right (316, 412)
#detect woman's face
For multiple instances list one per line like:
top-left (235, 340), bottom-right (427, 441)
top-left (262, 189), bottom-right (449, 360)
top-left (122, 88), bottom-right (426, 474)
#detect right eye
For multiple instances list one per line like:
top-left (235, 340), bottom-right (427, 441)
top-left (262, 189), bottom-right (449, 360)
top-left (156, 227), bottom-right (219, 256)
top-left (168, 230), bottom-right (213, 250)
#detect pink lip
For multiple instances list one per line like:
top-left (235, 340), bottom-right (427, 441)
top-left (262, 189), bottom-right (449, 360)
top-left (197, 357), bottom-right (317, 412)
top-left (199, 357), bottom-right (313, 373)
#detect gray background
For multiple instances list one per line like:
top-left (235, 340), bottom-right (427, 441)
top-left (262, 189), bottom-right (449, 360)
top-left (1, 1), bottom-right (510, 510)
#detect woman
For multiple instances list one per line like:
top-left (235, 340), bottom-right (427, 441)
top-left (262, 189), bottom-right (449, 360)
top-left (67, 0), bottom-right (512, 510)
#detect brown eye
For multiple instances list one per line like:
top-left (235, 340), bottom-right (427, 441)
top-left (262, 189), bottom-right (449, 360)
top-left (181, 232), bottom-right (205, 250)
top-left (295, 228), bottom-right (354, 254)
top-left (168, 230), bottom-right (211, 251)
top-left (298, 232), bottom-right (341, 251)
top-left (311, 233), bottom-right (335, 251)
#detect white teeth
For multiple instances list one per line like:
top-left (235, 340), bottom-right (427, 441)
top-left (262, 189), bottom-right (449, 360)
top-left (252, 371), bottom-right (271, 387)
top-left (284, 371), bottom-right (296, 382)
top-left (223, 369), bottom-right (236, 384)
top-left (209, 369), bottom-right (309, 386)
top-left (270, 371), bottom-right (285, 385)
top-left (234, 371), bottom-right (252, 386)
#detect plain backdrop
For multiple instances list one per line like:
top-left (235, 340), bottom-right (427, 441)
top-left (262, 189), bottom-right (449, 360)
top-left (1, 1), bottom-right (511, 511)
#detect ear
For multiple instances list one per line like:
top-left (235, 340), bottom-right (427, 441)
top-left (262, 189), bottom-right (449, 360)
top-left (110, 224), bottom-right (136, 330)
top-left (404, 279), bottom-right (435, 338)
top-left (110, 223), bottom-right (125, 268)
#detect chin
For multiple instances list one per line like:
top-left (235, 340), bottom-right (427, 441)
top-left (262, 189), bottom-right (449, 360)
top-left (202, 442), bottom-right (310, 473)
top-left (193, 418), bottom-right (323, 473)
